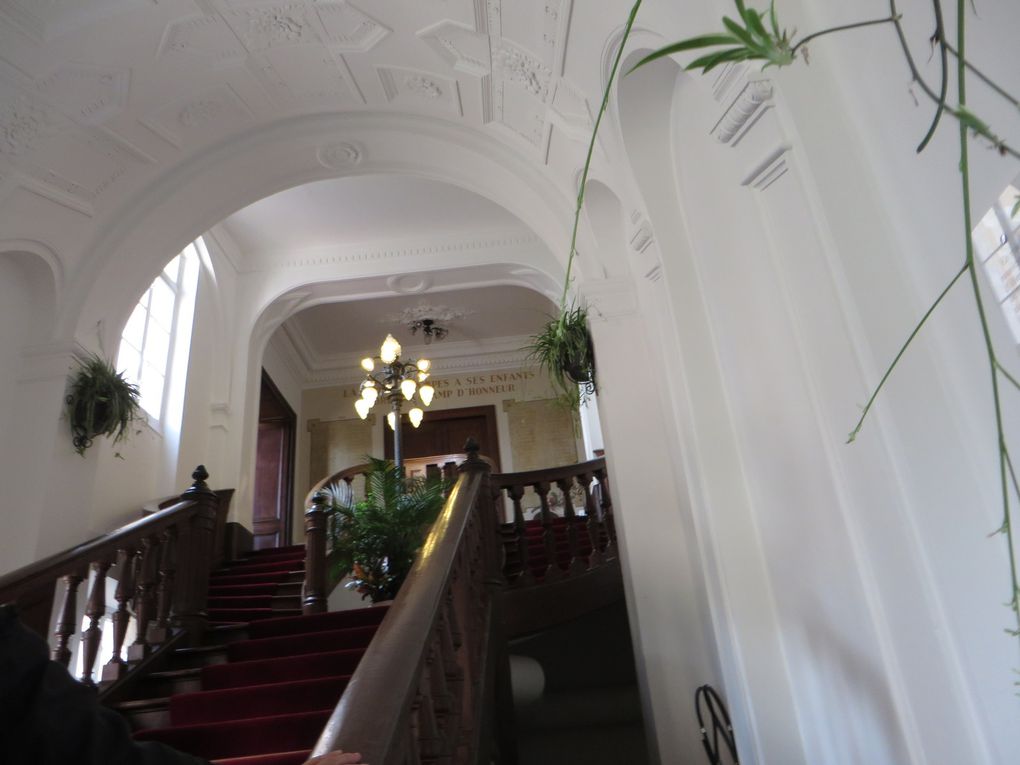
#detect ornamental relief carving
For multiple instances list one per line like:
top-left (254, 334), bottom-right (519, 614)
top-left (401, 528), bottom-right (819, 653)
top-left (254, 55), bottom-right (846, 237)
top-left (493, 42), bottom-right (551, 100)
top-left (712, 79), bottom-right (773, 145)
top-left (316, 141), bottom-right (363, 170)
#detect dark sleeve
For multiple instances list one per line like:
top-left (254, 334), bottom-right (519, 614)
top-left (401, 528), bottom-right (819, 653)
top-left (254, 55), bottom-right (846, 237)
top-left (0, 605), bottom-right (212, 765)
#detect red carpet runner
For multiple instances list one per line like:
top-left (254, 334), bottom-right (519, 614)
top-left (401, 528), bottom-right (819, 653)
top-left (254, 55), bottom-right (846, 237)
top-left (132, 545), bottom-right (387, 765)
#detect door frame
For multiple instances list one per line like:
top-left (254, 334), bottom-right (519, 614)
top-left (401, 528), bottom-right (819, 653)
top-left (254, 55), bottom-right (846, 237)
top-left (384, 404), bottom-right (502, 470)
top-left (255, 369), bottom-right (297, 546)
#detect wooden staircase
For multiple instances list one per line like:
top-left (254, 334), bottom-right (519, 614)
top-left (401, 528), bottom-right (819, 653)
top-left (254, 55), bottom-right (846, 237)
top-left (0, 447), bottom-right (643, 765)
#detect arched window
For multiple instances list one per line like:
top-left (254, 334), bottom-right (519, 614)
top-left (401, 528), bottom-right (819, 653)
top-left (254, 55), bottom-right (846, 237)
top-left (117, 240), bottom-right (201, 422)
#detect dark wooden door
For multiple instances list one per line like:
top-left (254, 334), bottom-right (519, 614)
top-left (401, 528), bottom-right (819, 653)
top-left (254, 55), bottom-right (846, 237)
top-left (384, 404), bottom-right (501, 470)
top-left (253, 370), bottom-right (296, 550)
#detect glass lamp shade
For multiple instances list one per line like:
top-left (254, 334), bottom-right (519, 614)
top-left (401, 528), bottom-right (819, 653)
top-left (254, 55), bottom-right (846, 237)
top-left (419, 384), bottom-right (435, 407)
top-left (417, 370), bottom-right (429, 382)
top-left (361, 385), bottom-right (378, 406)
top-left (386, 411), bottom-right (396, 431)
top-left (408, 407), bottom-right (424, 428)
top-left (360, 357), bottom-right (375, 372)
top-left (400, 377), bottom-right (417, 400)
top-left (354, 398), bottom-right (371, 420)
top-left (380, 334), bottom-right (401, 364)
top-left (416, 358), bottom-right (431, 372)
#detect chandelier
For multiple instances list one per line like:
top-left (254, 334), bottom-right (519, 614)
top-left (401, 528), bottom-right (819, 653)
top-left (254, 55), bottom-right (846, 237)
top-left (408, 318), bottom-right (448, 344)
top-left (354, 334), bottom-right (435, 471)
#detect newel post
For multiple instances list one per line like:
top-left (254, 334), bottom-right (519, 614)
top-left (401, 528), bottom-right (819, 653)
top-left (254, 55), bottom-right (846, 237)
top-left (458, 439), bottom-right (499, 582)
top-left (303, 490), bottom-right (330, 615)
top-left (173, 465), bottom-right (219, 645)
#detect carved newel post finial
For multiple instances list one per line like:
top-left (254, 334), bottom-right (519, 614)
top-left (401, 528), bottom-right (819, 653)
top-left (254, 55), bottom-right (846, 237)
top-left (460, 437), bottom-right (481, 472)
top-left (187, 464), bottom-right (210, 492)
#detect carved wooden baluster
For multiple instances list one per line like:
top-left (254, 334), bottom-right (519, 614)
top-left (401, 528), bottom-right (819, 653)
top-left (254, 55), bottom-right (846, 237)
top-left (442, 461), bottom-right (457, 492)
top-left (128, 534), bottom-right (159, 662)
top-left (102, 547), bottom-right (136, 682)
top-left (507, 484), bottom-right (535, 587)
top-left (579, 471), bottom-right (606, 568)
top-left (303, 490), bottom-right (329, 615)
top-left (52, 570), bottom-right (85, 668)
top-left (594, 467), bottom-right (617, 560)
top-left (556, 476), bottom-right (586, 576)
top-left (534, 480), bottom-right (561, 582)
top-left (80, 559), bottom-right (111, 684)
top-left (415, 673), bottom-right (443, 760)
top-left (148, 525), bottom-right (178, 645)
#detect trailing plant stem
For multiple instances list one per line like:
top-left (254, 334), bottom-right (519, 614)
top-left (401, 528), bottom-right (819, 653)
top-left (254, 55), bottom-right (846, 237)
top-left (790, 15), bottom-right (899, 57)
top-left (847, 262), bottom-right (966, 443)
top-left (955, 0), bottom-right (1020, 638)
top-left (561, 0), bottom-right (642, 311)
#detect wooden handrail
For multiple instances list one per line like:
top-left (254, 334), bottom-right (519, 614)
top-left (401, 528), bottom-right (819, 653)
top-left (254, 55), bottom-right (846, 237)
top-left (0, 498), bottom-right (196, 602)
top-left (0, 466), bottom-right (230, 685)
top-left (311, 440), bottom-right (512, 764)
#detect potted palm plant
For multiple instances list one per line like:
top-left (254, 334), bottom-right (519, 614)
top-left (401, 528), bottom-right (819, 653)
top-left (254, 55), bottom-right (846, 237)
top-left (324, 457), bottom-right (448, 603)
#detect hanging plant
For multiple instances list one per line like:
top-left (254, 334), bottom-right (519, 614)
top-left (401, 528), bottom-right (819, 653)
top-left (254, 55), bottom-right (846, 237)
top-left (526, 303), bottom-right (597, 408)
top-left (66, 352), bottom-right (141, 457)
top-left (521, 1), bottom-right (645, 410)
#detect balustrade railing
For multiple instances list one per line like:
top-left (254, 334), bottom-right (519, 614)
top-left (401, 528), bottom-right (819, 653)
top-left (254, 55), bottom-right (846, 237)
top-left (491, 458), bottom-right (616, 588)
top-left (0, 466), bottom-right (229, 686)
top-left (309, 440), bottom-right (512, 765)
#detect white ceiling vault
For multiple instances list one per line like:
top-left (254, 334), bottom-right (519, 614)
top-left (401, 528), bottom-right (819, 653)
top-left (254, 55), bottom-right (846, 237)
top-left (0, 0), bottom-right (598, 222)
top-left (274, 284), bottom-right (558, 386)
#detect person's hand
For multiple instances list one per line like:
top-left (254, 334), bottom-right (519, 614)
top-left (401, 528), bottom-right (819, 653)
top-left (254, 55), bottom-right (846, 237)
top-left (303, 751), bottom-right (364, 765)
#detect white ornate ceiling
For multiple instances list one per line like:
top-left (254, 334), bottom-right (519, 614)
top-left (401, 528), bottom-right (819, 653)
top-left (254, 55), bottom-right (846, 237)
top-left (0, 0), bottom-right (598, 224)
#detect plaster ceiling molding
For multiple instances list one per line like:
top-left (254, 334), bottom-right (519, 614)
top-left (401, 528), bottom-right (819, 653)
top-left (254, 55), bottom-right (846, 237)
top-left (249, 46), bottom-right (362, 106)
top-left (628, 210), bottom-right (653, 255)
top-left (223, 3), bottom-right (321, 53)
top-left (492, 40), bottom-right (551, 101)
top-left (547, 78), bottom-right (592, 142)
top-left (157, 14), bottom-right (248, 67)
top-left (417, 20), bottom-right (490, 77)
top-left (388, 273), bottom-right (433, 294)
top-left (386, 302), bottom-right (474, 324)
top-left (316, 140), bottom-right (363, 170)
top-left (377, 66), bottom-right (463, 116)
top-left (26, 127), bottom-right (145, 204)
top-left (0, 90), bottom-right (64, 158)
top-left (34, 64), bottom-right (130, 127)
top-left (740, 144), bottom-right (791, 192)
top-left (315, 2), bottom-right (390, 53)
top-left (712, 79), bottom-right (774, 146)
top-left (0, 0), bottom-right (151, 42)
top-left (140, 85), bottom-right (254, 149)
top-left (711, 61), bottom-right (748, 103)
top-left (489, 40), bottom-right (551, 149)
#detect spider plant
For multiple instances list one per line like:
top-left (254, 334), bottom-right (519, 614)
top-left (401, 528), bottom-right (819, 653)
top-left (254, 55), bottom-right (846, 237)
top-left (66, 351), bottom-right (141, 457)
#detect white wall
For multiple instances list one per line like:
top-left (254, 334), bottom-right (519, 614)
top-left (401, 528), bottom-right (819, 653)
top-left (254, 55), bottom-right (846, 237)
top-left (590, 1), bottom-right (1020, 762)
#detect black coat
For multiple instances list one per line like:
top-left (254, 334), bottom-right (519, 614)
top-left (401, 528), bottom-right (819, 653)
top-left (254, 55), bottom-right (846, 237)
top-left (0, 604), bottom-right (210, 765)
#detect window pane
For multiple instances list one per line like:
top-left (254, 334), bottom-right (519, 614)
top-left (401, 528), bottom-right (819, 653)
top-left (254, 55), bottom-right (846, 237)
top-left (162, 254), bottom-right (181, 283)
top-left (149, 279), bottom-right (176, 332)
top-left (121, 303), bottom-right (147, 351)
top-left (139, 363), bottom-right (165, 417)
top-left (143, 323), bottom-right (170, 373)
top-left (973, 206), bottom-right (1003, 262)
top-left (117, 343), bottom-right (141, 384)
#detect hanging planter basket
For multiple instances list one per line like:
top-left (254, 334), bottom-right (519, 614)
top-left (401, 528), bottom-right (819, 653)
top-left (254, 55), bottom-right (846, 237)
top-left (525, 303), bottom-right (597, 408)
top-left (66, 352), bottom-right (141, 456)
